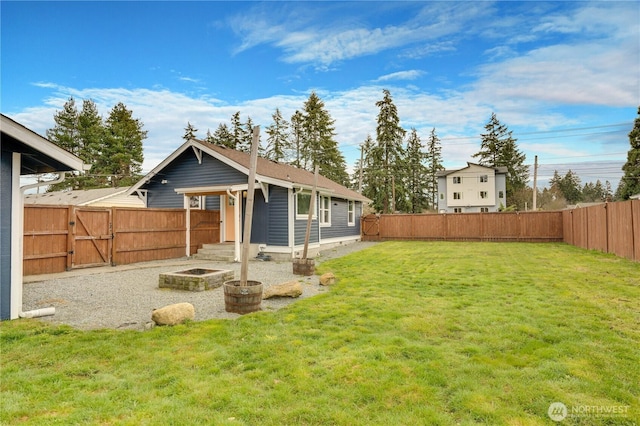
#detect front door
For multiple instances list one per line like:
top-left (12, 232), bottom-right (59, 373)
top-left (224, 195), bottom-right (236, 242)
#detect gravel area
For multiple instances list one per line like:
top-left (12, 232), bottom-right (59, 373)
top-left (22, 241), bottom-right (378, 331)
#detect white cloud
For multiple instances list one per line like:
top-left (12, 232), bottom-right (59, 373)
top-left (374, 70), bottom-right (425, 82)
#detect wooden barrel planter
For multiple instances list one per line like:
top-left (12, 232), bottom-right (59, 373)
top-left (223, 280), bottom-right (263, 314)
top-left (293, 258), bottom-right (315, 276)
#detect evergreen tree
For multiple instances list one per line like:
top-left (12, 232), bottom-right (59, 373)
top-left (404, 128), bottom-right (429, 213)
top-left (242, 116), bottom-right (259, 154)
top-left (230, 112), bottom-right (245, 150)
top-left (47, 98), bottom-right (106, 190)
top-left (47, 97), bottom-right (80, 155)
top-left (212, 123), bottom-right (234, 148)
top-left (265, 108), bottom-right (291, 162)
top-left (551, 170), bottom-right (582, 205)
top-left (425, 128), bottom-right (444, 210)
top-left (615, 106), bottom-right (640, 200)
top-left (183, 122), bottom-right (198, 141)
top-left (93, 102), bottom-right (146, 187)
top-left (301, 92), bottom-right (349, 185)
top-left (473, 113), bottom-right (529, 208)
top-left (204, 128), bottom-right (216, 144)
top-left (374, 89), bottom-right (406, 213)
top-left (361, 134), bottom-right (385, 211)
top-left (290, 110), bottom-right (304, 169)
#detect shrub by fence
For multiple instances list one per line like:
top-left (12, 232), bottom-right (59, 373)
top-left (23, 205), bottom-right (220, 275)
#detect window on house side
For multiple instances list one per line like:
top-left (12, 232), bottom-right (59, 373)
top-left (453, 192), bottom-right (462, 200)
top-left (499, 191), bottom-right (504, 199)
top-left (319, 196), bottom-right (331, 225)
top-left (297, 192), bottom-right (311, 217)
top-left (480, 175), bottom-right (488, 183)
top-left (480, 207), bottom-right (489, 213)
top-left (347, 200), bottom-right (355, 226)
top-left (452, 176), bottom-right (461, 184)
top-left (440, 193), bottom-right (444, 200)
top-left (454, 208), bottom-right (462, 213)
top-left (480, 191), bottom-right (488, 199)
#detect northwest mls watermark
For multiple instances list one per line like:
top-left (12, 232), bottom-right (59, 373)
top-left (548, 402), bottom-right (631, 422)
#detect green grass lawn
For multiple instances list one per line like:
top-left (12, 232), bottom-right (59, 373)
top-left (1, 242), bottom-right (639, 425)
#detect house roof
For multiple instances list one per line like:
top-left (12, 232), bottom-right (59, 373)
top-left (24, 187), bottom-right (132, 205)
top-left (436, 162), bottom-right (509, 177)
top-left (130, 138), bottom-right (370, 202)
top-left (1, 113), bottom-right (85, 175)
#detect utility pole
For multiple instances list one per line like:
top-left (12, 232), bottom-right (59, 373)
top-left (532, 155), bottom-right (538, 211)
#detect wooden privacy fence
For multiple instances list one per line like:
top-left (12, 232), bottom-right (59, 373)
top-left (562, 200), bottom-right (639, 262)
top-left (23, 205), bottom-right (220, 275)
top-left (362, 211), bottom-right (564, 242)
top-left (361, 200), bottom-right (638, 262)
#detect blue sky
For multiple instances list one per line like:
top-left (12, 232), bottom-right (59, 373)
top-left (2, 1), bottom-right (639, 190)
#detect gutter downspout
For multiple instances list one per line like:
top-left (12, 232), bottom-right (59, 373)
top-left (17, 171), bottom-right (69, 319)
top-left (226, 189), bottom-right (240, 262)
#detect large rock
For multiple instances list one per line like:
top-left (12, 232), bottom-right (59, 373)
top-left (151, 302), bottom-right (195, 326)
top-left (263, 281), bottom-right (303, 299)
top-left (319, 272), bottom-right (336, 286)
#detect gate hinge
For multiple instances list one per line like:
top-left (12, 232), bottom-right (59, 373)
top-left (69, 221), bottom-right (75, 226)
top-left (68, 250), bottom-right (74, 255)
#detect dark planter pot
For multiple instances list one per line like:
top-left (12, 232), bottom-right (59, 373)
top-left (293, 258), bottom-right (315, 276)
top-left (223, 280), bottom-right (263, 314)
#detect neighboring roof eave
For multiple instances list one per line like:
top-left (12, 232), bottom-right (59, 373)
top-left (1, 114), bottom-right (85, 173)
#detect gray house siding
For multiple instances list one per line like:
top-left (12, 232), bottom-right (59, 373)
top-left (245, 190), bottom-right (268, 244)
top-left (267, 186), bottom-right (289, 246)
top-left (146, 150), bottom-right (247, 208)
top-left (294, 193), bottom-right (319, 245)
top-left (1, 150), bottom-right (13, 320)
top-left (319, 198), bottom-right (360, 239)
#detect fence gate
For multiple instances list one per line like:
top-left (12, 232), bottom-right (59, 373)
top-left (70, 207), bottom-right (112, 269)
top-left (362, 214), bottom-right (379, 237)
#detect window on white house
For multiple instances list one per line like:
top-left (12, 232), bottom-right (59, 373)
top-left (452, 176), bottom-right (461, 184)
top-left (319, 196), bottom-right (331, 226)
top-left (440, 193), bottom-right (444, 200)
top-left (499, 191), bottom-right (504, 199)
top-left (296, 192), bottom-right (313, 218)
top-left (453, 192), bottom-right (462, 200)
top-left (480, 175), bottom-right (488, 183)
top-left (454, 208), bottom-right (463, 213)
top-left (347, 200), bottom-right (355, 226)
top-left (480, 191), bottom-right (488, 199)
top-left (480, 207), bottom-right (489, 213)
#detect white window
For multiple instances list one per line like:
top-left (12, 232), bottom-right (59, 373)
top-left (480, 175), bottom-right (488, 183)
top-left (319, 196), bottom-right (331, 226)
top-left (347, 200), bottom-right (355, 226)
top-left (499, 191), bottom-right (504, 199)
top-left (453, 192), bottom-right (462, 200)
top-left (189, 195), bottom-right (205, 209)
top-left (480, 207), bottom-right (489, 213)
top-left (452, 176), bottom-right (461, 184)
top-left (454, 208), bottom-right (463, 213)
top-left (480, 191), bottom-right (488, 199)
top-left (296, 192), bottom-right (314, 219)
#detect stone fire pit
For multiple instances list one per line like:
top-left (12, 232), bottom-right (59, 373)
top-left (159, 268), bottom-right (234, 292)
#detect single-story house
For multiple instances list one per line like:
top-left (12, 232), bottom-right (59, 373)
top-left (127, 138), bottom-right (370, 261)
top-left (437, 162), bottom-right (508, 213)
top-left (1, 114), bottom-right (85, 320)
top-left (25, 186), bottom-right (145, 208)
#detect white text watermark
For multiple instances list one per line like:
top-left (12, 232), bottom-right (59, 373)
top-left (548, 402), bottom-right (630, 422)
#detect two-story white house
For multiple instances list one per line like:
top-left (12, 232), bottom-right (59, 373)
top-left (437, 163), bottom-right (508, 213)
